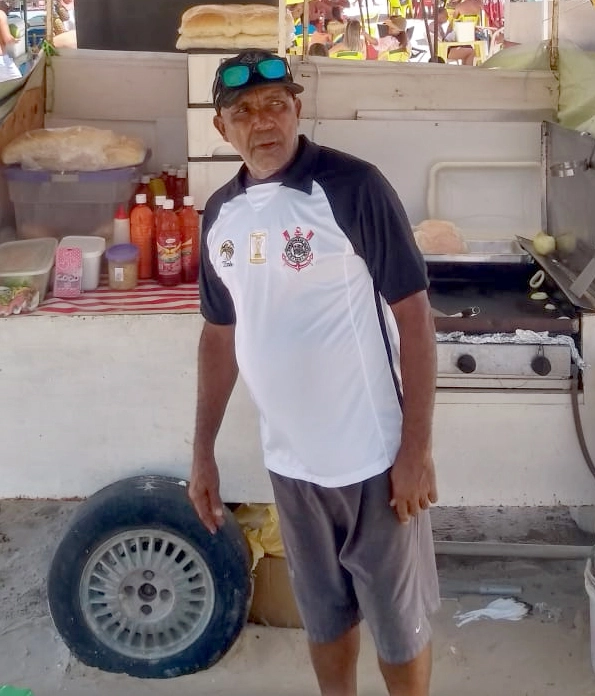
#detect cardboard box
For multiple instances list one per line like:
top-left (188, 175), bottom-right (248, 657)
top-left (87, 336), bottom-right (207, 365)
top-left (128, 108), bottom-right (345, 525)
top-left (248, 555), bottom-right (303, 629)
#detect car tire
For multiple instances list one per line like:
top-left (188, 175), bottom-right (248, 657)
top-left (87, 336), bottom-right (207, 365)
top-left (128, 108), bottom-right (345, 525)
top-left (47, 475), bottom-right (252, 679)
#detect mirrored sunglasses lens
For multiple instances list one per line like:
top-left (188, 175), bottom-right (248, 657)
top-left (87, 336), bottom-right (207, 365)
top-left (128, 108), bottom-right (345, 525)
top-left (222, 65), bottom-right (250, 87)
top-left (257, 59), bottom-right (287, 80)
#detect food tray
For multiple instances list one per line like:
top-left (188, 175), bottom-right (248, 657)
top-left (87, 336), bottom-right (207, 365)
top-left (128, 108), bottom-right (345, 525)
top-left (424, 239), bottom-right (532, 264)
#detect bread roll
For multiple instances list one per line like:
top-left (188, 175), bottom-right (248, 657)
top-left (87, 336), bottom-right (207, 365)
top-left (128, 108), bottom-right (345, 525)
top-left (180, 5), bottom-right (242, 38)
top-left (413, 219), bottom-right (468, 255)
top-left (177, 3), bottom-right (292, 49)
top-left (240, 5), bottom-right (281, 36)
top-left (177, 33), bottom-right (279, 50)
top-left (2, 126), bottom-right (146, 171)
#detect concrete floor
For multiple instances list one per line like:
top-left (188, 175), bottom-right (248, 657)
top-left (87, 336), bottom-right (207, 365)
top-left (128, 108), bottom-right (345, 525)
top-left (1, 500), bottom-right (595, 696)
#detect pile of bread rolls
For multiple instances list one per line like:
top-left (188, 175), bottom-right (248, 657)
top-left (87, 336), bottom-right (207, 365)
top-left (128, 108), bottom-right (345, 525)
top-left (176, 3), bottom-right (293, 50)
top-left (2, 126), bottom-right (146, 172)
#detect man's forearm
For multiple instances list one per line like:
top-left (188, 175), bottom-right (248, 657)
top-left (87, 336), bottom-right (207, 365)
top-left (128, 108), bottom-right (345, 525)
top-left (193, 322), bottom-right (238, 462)
top-left (391, 293), bottom-right (437, 455)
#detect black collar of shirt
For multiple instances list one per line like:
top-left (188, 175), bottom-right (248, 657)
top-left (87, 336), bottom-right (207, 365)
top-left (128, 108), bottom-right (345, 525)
top-left (227, 135), bottom-right (318, 198)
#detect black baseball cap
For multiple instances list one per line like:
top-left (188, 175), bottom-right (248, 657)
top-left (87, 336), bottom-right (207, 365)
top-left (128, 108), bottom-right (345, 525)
top-left (213, 49), bottom-right (304, 113)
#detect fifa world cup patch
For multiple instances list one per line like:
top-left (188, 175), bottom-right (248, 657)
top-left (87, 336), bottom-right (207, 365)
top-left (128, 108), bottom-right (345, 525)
top-left (250, 231), bottom-right (267, 264)
top-left (282, 227), bottom-right (314, 271)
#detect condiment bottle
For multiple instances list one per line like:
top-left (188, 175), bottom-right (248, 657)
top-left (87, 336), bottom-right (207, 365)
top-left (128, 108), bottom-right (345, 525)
top-left (178, 195), bottom-right (200, 283)
top-left (112, 204), bottom-right (130, 246)
top-left (157, 199), bottom-right (182, 286)
top-left (153, 195), bottom-right (167, 277)
top-left (130, 193), bottom-right (154, 280)
top-left (173, 169), bottom-right (187, 211)
top-left (166, 167), bottom-right (178, 199)
top-left (149, 175), bottom-right (167, 204)
top-left (160, 164), bottom-right (171, 183)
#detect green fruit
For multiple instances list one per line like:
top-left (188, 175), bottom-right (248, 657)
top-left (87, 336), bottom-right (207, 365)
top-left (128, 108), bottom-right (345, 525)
top-left (9, 23), bottom-right (20, 39)
top-left (532, 231), bottom-right (556, 256)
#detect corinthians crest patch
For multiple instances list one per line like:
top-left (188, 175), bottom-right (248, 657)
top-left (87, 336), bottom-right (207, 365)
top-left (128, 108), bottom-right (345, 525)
top-left (282, 227), bottom-right (314, 271)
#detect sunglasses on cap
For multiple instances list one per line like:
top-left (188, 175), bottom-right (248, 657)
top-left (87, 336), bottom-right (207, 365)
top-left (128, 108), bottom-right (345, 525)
top-left (221, 57), bottom-right (289, 88)
top-left (213, 51), bottom-right (303, 111)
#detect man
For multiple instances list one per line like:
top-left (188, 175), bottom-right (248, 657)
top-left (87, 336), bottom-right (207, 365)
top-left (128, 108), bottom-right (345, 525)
top-left (430, 6), bottom-right (475, 65)
top-left (189, 49), bottom-right (440, 696)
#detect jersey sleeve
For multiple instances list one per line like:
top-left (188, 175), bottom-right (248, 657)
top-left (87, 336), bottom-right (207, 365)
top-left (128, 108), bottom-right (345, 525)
top-left (321, 155), bottom-right (428, 305)
top-left (198, 206), bottom-right (236, 325)
top-left (355, 166), bottom-right (428, 304)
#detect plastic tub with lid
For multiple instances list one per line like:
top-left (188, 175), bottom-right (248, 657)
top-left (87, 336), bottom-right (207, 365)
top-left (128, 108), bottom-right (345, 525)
top-left (59, 235), bottom-right (106, 291)
top-left (0, 237), bottom-right (57, 307)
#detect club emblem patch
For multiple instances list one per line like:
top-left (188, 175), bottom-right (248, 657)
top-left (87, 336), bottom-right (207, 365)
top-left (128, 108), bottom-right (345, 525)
top-left (219, 239), bottom-right (235, 267)
top-left (282, 227), bottom-right (314, 271)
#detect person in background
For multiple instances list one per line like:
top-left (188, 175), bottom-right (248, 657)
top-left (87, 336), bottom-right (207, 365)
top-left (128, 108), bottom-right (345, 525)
top-left (0, 1), bottom-right (21, 81)
top-left (190, 48), bottom-right (440, 696)
top-left (308, 41), bottom-right (329, 55)
top-left (328, 18), bottom-right (376, 57)
top-left (377, 15), bottom-right (410, 59)
top-left (326, 6), bottom-right (346, 44)
top-left (430, 5), bottom-right (475, 65)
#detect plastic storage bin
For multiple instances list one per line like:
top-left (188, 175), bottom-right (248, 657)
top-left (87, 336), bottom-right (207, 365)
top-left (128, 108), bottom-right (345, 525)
top-left (59, 235), bottom-right (106, 291)
top-left (0, 237), bottom-right (57, 303)
top-left (4, 165), bottom-right (139, 243)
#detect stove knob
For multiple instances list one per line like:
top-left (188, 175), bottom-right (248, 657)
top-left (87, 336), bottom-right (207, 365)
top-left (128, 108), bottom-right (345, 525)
top-left (531, 355), bottom-right (552, 376)
top-left (456, 354), bottom-right (476, 374)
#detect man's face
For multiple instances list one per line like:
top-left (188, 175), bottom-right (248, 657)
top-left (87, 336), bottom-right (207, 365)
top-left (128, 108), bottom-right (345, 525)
top-left (214, 85), bottom-right (302, 180)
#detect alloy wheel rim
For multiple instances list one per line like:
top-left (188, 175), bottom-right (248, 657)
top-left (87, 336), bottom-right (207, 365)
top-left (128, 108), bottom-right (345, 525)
top-left (79, 528), bottom-right (215, 659)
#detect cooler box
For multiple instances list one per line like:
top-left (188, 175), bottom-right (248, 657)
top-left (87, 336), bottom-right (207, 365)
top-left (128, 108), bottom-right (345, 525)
top-left (4, 166), bottom-right (139, 245)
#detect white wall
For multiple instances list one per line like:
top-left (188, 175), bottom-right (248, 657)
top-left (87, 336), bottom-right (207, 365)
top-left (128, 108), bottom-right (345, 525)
top-left (504, 0), bottom-right (595, 47)
top-left (46, 49), bottom-right (188, 171)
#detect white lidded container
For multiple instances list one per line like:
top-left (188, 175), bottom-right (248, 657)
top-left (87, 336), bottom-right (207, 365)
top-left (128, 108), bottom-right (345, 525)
top-left (0, 237), bottom-right (57, 303)
top-left (59, 235), bottom-right (106, 291)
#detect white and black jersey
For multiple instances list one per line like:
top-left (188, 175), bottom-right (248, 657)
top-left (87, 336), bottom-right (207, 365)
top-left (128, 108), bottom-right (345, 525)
top-left (200, 136), bottom-right (428, 487)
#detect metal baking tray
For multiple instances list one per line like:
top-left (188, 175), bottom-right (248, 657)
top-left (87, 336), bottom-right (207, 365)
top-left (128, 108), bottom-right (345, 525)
top-left (424, 239), bottom-right (532, 264)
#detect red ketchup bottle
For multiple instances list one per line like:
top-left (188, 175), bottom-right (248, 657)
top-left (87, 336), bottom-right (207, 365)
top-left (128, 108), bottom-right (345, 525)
top-left (156, 199), bottom-right (182, 286)
top-left (173, 168), bottom-right (187, 211)
top-left (177, 195), bottom-right (200, 283)
top-left (130, 193), bottom-right (154, 280)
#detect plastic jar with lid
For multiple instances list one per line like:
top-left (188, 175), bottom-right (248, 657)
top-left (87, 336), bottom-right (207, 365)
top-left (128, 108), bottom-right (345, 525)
top-left (105, 243), bottom-right (139, 290)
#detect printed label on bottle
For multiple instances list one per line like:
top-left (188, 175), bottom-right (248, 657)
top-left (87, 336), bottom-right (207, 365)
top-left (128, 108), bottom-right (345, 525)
top-left (115, 267), bottom-right (124, 282)
top-left (157, 242), bottom-right (182, 276)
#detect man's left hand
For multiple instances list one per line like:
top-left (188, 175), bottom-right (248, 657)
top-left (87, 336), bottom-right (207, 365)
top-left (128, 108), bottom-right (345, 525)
top-left (389, 448), bottom-right (438, 524)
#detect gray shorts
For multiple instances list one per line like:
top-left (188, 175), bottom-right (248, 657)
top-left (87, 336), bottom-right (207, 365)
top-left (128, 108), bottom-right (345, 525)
top-left (270, 469), bottom-right (440, 664)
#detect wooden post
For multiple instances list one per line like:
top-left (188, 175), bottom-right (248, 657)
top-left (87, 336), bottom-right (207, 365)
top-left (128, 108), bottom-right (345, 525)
top-left (549, 0), bottom-right (559, 73)
top-left (303, 0), bottom-right (309, 57)
top-left (278, 0), bottom-right (286, 57)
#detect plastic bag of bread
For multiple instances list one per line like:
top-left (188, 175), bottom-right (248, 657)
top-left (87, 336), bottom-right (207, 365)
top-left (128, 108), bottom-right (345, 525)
top-left (2, 126), bottom-right (146, 172)
top-left (176, 3), bottom-right (293, 50)
top-left (413, 219), bottom-right (469, 255)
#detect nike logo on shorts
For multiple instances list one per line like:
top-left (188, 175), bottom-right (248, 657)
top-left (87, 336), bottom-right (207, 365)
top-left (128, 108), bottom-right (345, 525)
top-left (415, 620), bottom-right (422, 634)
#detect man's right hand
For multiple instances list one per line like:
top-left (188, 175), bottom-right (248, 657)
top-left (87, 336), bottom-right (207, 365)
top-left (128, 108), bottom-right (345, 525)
top-left (189, 456), bottom-right (225, 534)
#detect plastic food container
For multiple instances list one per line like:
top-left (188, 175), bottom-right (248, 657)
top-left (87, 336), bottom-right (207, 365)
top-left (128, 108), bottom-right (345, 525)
top-left (4, 165), bottom-right (140, 243)
top-left (0, 237), bottom-right (57, 307)
top-left (454, 21), bottom-right (475, 42)
top-left (105, 243), bottom-right (139, 290)
top-left (59, 235), bottom-right (106, 291)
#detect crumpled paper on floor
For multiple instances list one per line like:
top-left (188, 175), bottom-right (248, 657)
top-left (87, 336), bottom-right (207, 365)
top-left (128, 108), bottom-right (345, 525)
top-left (233, 503), bottom-right (285, 570)
top-left (454, 598), bottom-right (530, 627)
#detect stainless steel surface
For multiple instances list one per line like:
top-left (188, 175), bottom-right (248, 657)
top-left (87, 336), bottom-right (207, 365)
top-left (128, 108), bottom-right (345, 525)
top-left (550, 159), bottom-right (589, 177)
top-left (545, 122), bottom-right (595, 257)
top-left (570, 255), bottom-right (595, 298)
top-left (424, 239), bottom-right (531, 264)
top-left (436, 343), bottom-right (572, 379)
top-left (517, 236), bottom-right (595, 312)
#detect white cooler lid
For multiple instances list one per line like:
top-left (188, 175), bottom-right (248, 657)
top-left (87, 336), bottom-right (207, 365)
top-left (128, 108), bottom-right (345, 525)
top-left (59, 235), bottom-right (106, 257)
top-left (426, 161), bottom-right (543, 239)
